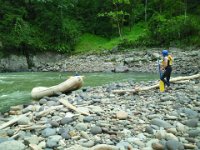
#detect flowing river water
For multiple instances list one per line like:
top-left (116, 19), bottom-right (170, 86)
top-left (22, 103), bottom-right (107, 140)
top-left (0, 72), bottom-right (159, 112)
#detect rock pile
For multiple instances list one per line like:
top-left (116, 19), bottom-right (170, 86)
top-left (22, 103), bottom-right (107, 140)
top-left (0, 75), bottom-right (199, 150)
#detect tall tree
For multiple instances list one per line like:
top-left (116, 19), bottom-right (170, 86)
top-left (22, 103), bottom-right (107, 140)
top-left (98, 0), bottom-right (130, 38)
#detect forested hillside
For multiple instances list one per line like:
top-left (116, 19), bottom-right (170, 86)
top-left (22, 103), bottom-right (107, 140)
top-left (0, 0), bottom-right (200, 56)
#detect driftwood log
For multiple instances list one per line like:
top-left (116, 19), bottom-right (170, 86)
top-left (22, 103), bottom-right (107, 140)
top-left (113, 73), bottom-right (200, 94)
top-left (36, 105), bottom-right (63, 117)
top-left (0, 112), bottom-right (31, 130)
top-left (59, 98), bottom-right (90, 115)
top-left (29, 144), bottom-right (43, 150)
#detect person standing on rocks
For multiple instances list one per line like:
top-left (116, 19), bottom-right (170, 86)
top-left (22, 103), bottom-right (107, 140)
top-left (160, 50), bottom-right (173, 90)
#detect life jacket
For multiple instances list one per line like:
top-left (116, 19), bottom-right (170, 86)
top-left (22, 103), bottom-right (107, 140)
top-left (162, 55), bottom-right (173, 67)
top-left (168, 55), bottom-right (173, 66)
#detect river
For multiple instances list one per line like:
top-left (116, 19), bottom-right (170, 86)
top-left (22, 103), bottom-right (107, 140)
top-left (0, 72), bottom-right (159, 112)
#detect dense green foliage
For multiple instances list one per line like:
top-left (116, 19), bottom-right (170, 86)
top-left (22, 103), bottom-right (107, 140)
top-left (0, 0), bottom-right (200, 55)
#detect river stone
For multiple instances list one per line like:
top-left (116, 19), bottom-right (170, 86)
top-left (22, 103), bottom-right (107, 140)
top-left (46, 139), bottom-right (58, 148)
top-left (46, 101), bottom-right (57, 107)
top-left (130, 138), bottom-right (145, 147)
top-left (61, 132), bottom-right (71, 140)
top-left (48, 135), bottom-right (62, 143)
top-left (83, 116), bottom-right (94, 122)
top-left (49, 121), bottom-right (60, 128)
top-left (116, 141), bottom-right (130, 150)
top-left (155, 130), bottom-right (167, 140)
top-left (41, 128), bottom-right (56, 137)
top-left (183, 119), bottom-right (198, 127)
top-left (80, 140), bottom-right (95, 148)
top-left (178, 108), bottom-right (198, 118)
top-left (17, 116), bottom-right (30, 125)
top-left (166, 140), bottom-right (184, 150)
top-left (165, 133), bottom-right (178, 141)
top-left (75, 123), bottom-right (88, 131)
top-left (152, 142), bottom-right (164, 150)
top-left (58, 127), bottom-right (71, 135)
top-left (0, 140), bottom-right (25, 150)
top-left (0, 138), bottom-right (13, 144)
top-left (6, 129), bottom-right (15, 137)
top-left (197, 142), bottom-right (200, 149)
top-left (38, 141), bottom-right (46, 149)
top-left (175, 122), bottom-right (187, 133)
top-left (39, 98), bottom-right (47, 105)
top-left (80, 131), bottom-right (90, 140)
top-left (151, 118), bottom-right (172, 128)
top-left (90, 126), bottom-right (102, 135)
top-left (145, 126), bottom-right (154, 134)
top-left (24, 135), bottom-right (40, 145)
top-left (160, 95), bottom-right (174, 102)
top-left (16, 130), bottom-right (27, 140)
top-left (146, 139), bottom-right (159, 147)
top-left (116, 111), bottom-right (128, 120)
top-left (188, 129), bottom-right (200, 137)
top-left (60, 117), bottom-right (73, 125)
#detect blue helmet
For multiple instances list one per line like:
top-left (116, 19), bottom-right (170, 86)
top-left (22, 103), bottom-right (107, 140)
top-left (162, 50), bottom-right (168, 57)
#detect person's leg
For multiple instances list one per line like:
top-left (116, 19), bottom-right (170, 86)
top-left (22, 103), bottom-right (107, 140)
top-left (166, 68), bottom-right (172, 87)
top-left (160, 71), bottom-right (167, 86)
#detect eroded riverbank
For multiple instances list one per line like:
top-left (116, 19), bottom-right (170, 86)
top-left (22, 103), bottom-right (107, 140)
top-left (0, 48), bottom-right (200, 75)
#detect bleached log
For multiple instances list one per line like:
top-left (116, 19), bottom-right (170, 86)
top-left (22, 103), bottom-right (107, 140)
top-left (170, 73), bottom-right (200, 82)
top-left (31, 76), bottom-right (84, 99)
top-left (113, 73), bottom-right (200, 94)
top-left (59, 98), bottom-right (89, 115)
top-left (65, 144), bottom-right (119, 150)
top-left (0, 112), bottom-right (31, 130)
top-left (29, 144), bottom-right (42, 150)
top-left (36, 105), bottom-right (63, 117)
top-left (91, 144), bottom-right (119, 150)
top-left (174, 80), bottom-right (189, 83)
top-left (20, 125), bottom-right (46, 130)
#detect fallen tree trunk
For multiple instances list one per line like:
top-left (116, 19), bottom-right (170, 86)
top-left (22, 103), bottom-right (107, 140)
top-left (0, 112), bottom-right (31, 130)
top-left (36, 105), bottom-right (63, 117)
top-left (29, 144), bottom-right (42, 150)
top-left (59, 98), bottom-right (90, 115)
top-left (113, 73), bottom-right (200, 94)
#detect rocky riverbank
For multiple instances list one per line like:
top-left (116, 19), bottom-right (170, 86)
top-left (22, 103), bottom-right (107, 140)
top-left (0, 74), bottom-right (200, 149)
top-left (0, 48), bottom-right (200, 75)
